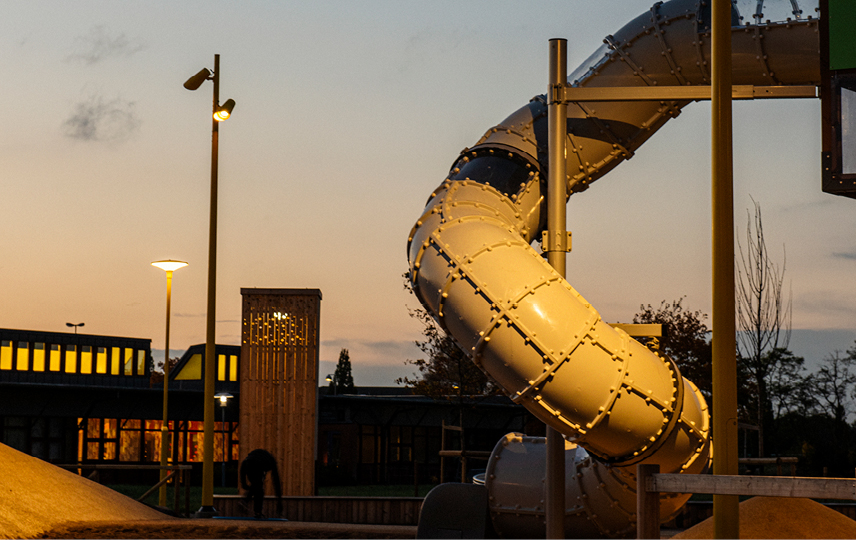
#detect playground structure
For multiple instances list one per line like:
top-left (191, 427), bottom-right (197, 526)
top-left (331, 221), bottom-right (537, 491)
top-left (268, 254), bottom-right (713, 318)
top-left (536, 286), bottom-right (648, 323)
top-left (407, 0), bottom-right (821, 537)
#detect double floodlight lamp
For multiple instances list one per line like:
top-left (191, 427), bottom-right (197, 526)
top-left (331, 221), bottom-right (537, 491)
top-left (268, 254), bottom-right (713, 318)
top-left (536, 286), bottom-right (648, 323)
top-left (183, 66), bottom-right (236, 122)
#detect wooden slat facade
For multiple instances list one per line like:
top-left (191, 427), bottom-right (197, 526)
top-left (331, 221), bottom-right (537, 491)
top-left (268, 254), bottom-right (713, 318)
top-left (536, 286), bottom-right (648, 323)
top-left (239, 288), bottom-right (322, 496)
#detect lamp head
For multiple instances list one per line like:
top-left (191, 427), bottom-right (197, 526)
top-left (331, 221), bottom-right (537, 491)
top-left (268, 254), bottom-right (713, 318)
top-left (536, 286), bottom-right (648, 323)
top-left (152, 260), bottom-right (189, 273)
top-left (215, 392), bottom-right (233, 406)
top-left (214, 99), bottom-right (236, 121)
top-left (325, 374), bottom-right (333, 383)
top-left (184, 68), bottom-right (212, 90)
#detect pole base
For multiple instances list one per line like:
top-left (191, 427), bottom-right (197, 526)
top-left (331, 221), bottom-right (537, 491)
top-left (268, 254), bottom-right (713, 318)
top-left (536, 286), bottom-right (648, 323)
top-left (193, 506), bottom-right (219, 518)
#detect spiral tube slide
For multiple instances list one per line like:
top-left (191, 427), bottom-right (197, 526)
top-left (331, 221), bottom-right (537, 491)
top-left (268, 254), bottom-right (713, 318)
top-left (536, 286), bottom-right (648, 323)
top-left (408, 0), bottom-right (820, 537)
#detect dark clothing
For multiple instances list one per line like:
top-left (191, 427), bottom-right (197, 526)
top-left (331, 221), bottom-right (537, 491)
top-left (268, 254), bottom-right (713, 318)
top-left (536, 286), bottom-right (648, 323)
top-left (240, 449), bottom-right (283, 518)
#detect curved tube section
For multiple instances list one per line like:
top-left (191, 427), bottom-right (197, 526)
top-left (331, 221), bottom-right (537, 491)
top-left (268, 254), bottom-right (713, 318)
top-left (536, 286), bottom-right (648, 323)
top-left (408, 0), bottom-right (819, 536)
top-left (486, 434), bottom-right (693, 538)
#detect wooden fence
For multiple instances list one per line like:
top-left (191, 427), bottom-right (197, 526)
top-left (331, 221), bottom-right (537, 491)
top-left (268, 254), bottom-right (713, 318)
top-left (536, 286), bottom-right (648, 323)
top-left (637, 464), bottom-right (856, 539)
top-left (213, 495), bottom-right (423, 525)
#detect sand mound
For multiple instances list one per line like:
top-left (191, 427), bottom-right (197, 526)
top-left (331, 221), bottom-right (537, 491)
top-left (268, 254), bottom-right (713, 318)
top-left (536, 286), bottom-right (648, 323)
top-left (0, 443), bottom-right (168, 539)
top-left (672, 496), bottom-right (856, 539)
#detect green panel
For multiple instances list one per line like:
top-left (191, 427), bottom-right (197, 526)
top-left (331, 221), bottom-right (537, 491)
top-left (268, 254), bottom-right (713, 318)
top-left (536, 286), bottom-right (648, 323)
top-left (830, 0), bottom-right (856, 70)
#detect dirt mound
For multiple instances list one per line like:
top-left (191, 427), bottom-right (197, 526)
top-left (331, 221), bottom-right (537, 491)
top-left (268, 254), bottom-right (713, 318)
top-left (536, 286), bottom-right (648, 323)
top-left (672, 496), bottom-right (856, 539)
top-left (0, 443), bottom-right (167, 539)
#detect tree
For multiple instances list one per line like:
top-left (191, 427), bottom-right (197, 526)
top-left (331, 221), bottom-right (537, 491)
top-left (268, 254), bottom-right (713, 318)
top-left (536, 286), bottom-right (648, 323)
top-left (633, 297), bottom-right (713, 399)
top-left (398, 272), bottom-right (497, 399)
top-left (149, 356), bottom-right (179, 386)
top-left (736, 200), bottom-right (799, 457)
top-left (330, 348), bottom-right (355, 393)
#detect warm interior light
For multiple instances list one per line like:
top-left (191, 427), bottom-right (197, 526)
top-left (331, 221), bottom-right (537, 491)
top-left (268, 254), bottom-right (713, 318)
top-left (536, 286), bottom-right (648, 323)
top-left (214, 99), bottom-right (236, 121)
top-left (152, 260), bottom-right (189, 272)
top-left (184, 68), bottom-right (212, 90)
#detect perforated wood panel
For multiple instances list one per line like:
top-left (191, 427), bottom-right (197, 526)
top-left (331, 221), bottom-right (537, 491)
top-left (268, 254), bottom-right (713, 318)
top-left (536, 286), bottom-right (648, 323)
top-left (240, 288), bottom-right (321, 496)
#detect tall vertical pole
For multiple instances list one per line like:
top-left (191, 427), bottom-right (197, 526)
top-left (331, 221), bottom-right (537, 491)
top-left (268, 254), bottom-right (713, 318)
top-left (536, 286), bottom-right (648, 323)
top-left (159, 270), bottom-right (174, 507)
top-left (546, 38), bottom-right (568, 540)
top-left (200, 53), bottom-right (220, 515)
top-left (710, 2), bottom-right (739, 538)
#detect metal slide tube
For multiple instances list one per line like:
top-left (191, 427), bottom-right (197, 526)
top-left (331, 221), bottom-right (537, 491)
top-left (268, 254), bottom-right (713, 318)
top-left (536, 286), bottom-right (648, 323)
top-left (408, 1), bottom-right (819, 537)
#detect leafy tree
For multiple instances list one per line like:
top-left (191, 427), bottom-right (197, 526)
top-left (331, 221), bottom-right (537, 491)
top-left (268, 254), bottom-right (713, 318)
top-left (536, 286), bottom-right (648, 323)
top-left (398, 272), bottom-right (497, 399)
top-left (149, 356), bottom-right (179, 386)
top-left (736, 200), bottom-right (796, 457)
top-left (330, 348), bottom-right (355, 393)
top-left (633, 297), bottom-right (713, 399)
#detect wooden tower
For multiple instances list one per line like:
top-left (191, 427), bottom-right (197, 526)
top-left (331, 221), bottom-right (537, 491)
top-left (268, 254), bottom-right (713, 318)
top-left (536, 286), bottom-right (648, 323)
top-left (239, 288), bottom-right (321, 496)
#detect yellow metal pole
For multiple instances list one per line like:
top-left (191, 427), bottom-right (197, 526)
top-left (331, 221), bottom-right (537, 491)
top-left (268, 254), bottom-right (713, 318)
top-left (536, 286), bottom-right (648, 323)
top-left (711, 1), bottom-right (739, 537)
top-left (546, 38), bottom-right (568, 540)
top-left (199, 53), bottom-right (220, 516)
top-left (159, 270), bottom-right (173, 507)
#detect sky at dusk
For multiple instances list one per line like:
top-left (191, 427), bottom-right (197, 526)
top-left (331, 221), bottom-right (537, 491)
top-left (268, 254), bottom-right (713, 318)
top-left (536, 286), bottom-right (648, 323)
top-left (2, 1), bottom-right (854, 386)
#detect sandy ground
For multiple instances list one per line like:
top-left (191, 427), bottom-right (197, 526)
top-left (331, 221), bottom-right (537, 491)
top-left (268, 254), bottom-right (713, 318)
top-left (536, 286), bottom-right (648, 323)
top-left (0, 442), bottom-right (415, 539)
top-left (672, 496), bottom-right (856, 539)
top-left (0, 443), bottom-right (166, 539)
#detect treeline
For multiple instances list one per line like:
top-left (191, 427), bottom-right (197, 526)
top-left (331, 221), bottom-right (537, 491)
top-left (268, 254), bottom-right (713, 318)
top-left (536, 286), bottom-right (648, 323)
top-left (636, 298), bottom-right (856, 477)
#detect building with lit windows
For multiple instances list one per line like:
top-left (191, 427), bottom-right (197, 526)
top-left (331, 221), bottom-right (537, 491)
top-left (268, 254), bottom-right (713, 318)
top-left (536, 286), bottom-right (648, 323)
top-left (0, 328), bottom-right (240, 483)
top-left (1, 324), bottom-right (538, 489)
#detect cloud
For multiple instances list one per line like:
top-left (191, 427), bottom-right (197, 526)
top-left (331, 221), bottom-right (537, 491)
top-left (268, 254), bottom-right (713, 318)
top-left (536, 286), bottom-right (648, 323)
top-left (66, 25), bottom-right (145, 65)
top-left (832, 251), bottom-right (856, 260)
top-left (63, 95), bottom-right (140, 143)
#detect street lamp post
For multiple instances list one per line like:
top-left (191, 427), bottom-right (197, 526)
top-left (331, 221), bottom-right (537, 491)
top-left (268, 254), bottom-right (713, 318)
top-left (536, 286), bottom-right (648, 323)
top-left (65, 322), bottom-right (84, 334)
top-left (184, 54), bottom-right (236, 517)
top-left (151, 259), bottom-right (188, 508)
top-left (214, 392), bottom-right (233, 488)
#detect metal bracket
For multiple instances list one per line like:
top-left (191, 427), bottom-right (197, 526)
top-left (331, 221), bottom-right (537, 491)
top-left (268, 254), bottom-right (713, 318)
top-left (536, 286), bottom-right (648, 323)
top-left (542, 230), bottom-right (572, 252)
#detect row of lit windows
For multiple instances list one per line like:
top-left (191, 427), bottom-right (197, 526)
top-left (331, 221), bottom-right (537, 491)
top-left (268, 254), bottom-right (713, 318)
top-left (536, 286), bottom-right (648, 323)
top-left (174, 353), bottom-right (239, 382)
top-left (78, 418), bottom-right (238, 463)
top-left (0, 341), bottom-right (146, 376)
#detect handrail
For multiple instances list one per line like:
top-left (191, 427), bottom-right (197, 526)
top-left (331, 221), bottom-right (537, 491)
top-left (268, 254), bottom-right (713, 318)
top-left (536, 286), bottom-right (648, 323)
top-left (57, 463), bottom-right (193, 515)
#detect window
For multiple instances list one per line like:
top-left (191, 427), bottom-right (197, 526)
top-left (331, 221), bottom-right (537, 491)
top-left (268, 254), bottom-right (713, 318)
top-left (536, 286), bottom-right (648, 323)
top-left (119, 419), bottom-right (141, 461)
top-left (83, 418), bottom-right (119, 461)
top-left (16, 342), bottom-right (29, 371)
top-left (96, 347), bottom-right (107, 374)
top-left (218, 354), bottom-right (226, 381)
top-left (32, 343), bottom-right (45, 372)
top-left (229, 355), bottom-right (238, 381)
top-left (80, 346), bottom-right (93, 374)
top-left (137, 350), bottom-right (145, 375)
top-left (49, 344), bottom-right (61, 371)
top-left (65, 345), bottom-right (77, 373)
top-left (1, 341), bottom-right (13, 370)
top-left (111, 347), bottom-right (121, 375)
top-left (123, 348), bottom-right (134, 375)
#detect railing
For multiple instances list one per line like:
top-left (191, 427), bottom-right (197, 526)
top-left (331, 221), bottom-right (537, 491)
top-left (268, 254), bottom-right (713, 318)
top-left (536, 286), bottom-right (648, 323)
top-left (636, 464), bottom-right (856, 539)
top-left (58, 463), bottom-right (193, 516)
